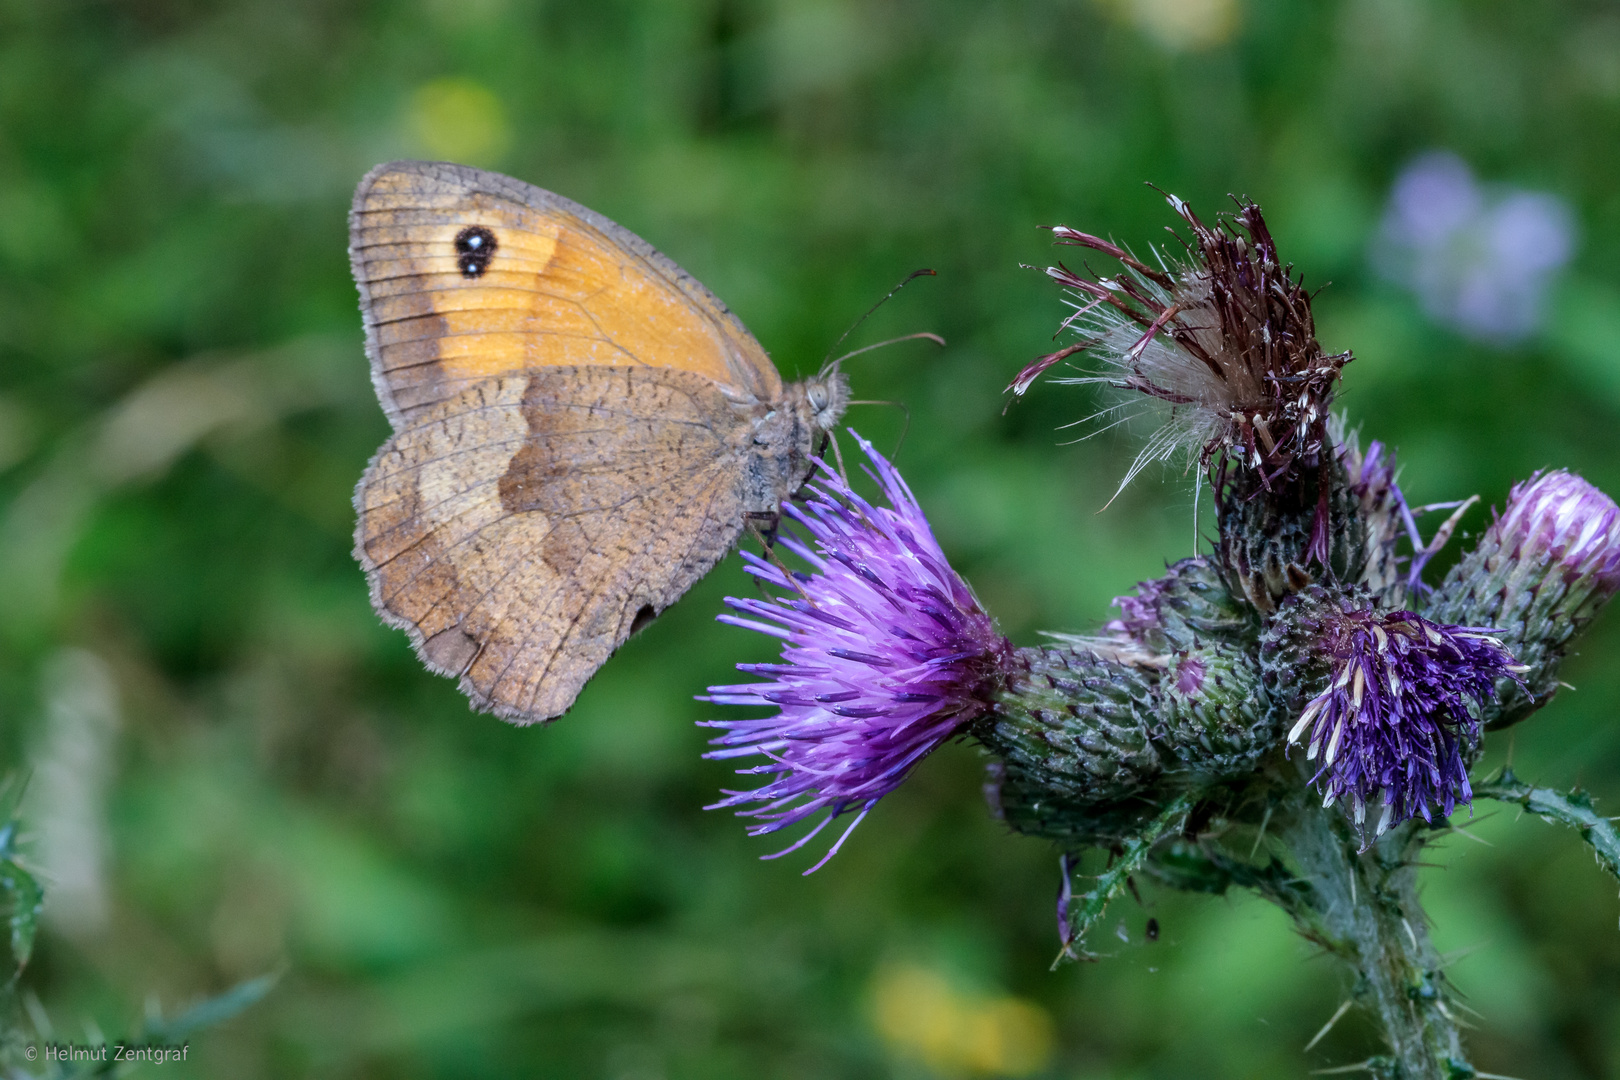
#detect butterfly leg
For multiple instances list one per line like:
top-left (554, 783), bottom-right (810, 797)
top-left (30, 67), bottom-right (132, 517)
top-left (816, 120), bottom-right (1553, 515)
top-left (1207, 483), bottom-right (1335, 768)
top-left (817, 429), bottom-right (852, 487)
top-left (744, 514), bottom-right (814, 602)
top-left (743, 509), bottom-right (781, 550)
top-left (744, 513), bottom-right (783, 601)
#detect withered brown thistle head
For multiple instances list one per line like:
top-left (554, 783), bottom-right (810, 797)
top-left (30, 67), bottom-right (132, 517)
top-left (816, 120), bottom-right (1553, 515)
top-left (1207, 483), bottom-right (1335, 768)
top-left (1012, 194), bottom-right (1352, 494)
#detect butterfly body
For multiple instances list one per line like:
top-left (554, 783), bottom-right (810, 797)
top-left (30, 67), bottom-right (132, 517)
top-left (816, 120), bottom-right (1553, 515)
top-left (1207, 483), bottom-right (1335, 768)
top-left (350, 161), bottom-right (846, 723)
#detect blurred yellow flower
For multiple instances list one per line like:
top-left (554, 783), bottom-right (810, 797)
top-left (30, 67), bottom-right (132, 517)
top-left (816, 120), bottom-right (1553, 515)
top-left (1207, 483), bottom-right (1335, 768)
top-left (407, 77), bottom-right (511, 165)
top-left (870, 964), bottom-right (1054, 1077)
top-left (1102, 0), bottom-right (1240, 52)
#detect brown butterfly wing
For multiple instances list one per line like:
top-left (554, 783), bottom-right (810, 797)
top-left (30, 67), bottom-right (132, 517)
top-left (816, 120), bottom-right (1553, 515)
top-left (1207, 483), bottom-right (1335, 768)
top-left (349, 161), bottom-right (806, 722)
top-left (348, 160), bottom-right (782, 426)
top-left (356, 365), bottom-right (756, 723)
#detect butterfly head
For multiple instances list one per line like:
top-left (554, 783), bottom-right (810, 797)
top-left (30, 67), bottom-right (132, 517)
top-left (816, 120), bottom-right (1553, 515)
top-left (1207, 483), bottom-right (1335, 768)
top-left (802, 368), bottom-right (851, 433)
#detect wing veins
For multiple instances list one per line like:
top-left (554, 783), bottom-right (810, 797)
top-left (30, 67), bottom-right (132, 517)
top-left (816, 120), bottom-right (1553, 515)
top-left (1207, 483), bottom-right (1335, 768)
top-left (506, 461), bottom-right (734, 715)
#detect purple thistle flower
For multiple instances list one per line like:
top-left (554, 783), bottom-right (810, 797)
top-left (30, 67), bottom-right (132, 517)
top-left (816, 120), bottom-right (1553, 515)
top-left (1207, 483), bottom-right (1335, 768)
top-left (1286, 603), bottom-right (1520, 842)
top-left (1056, 852), bottom-right (1077, 960)
top-left (1493, 470), bottom-right (1620, 591)
top-left (701, 432), bottom-right (1009, 873)
top-left (1105, 575), bottom-right (1170, 639)
top-left (1340, 432), bottom-right (1495, 596)
top-left (1340, 435), bottom-right (1428, 592)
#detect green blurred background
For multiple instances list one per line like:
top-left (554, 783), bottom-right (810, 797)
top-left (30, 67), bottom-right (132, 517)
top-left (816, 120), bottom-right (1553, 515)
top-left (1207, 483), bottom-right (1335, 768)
top-left (4, 0), bottom-right (1620, 1076)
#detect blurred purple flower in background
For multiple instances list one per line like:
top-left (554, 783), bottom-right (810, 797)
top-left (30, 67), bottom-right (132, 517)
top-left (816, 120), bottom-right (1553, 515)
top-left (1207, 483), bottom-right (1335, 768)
top-left (1372, 151), bottom-right (1576, 343)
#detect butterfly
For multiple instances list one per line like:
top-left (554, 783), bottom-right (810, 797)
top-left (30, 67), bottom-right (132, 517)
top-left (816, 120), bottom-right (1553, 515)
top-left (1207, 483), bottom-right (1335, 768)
top-left (350, 161), bottom-right (848, 723)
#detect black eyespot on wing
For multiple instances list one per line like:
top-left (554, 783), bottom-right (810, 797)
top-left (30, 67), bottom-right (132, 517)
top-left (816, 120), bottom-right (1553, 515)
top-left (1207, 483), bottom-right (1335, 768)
top-left (1145, 917), bottom-right (1160, 941)
top-left (454, 225), bottom-right (497, 278)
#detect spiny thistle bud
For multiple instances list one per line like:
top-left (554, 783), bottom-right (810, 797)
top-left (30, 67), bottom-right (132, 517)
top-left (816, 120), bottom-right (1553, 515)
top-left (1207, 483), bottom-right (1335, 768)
top-left (1099, 561), bottom-right (1279, 775)
top-left (977, 560), bottom-right (1273, 845)
top-left (1339, 432), bottom-right (1411, 603)
top-left (1214, 451), bottom-right (1361, 613)
top-left (1264, 589), bottom-right (1519, 842)
top-left (1010, 194), bottom-right (1351, 493)
top-left (1099, 556), bottom-right (1253, 656)
top-left (978, 641), bottom-right (1273, 847)
top-left (702, 433), bottom-right (1011, 872)
top-left (1426, 470), bottom-right (1620, 728)
top-left (978, 646), bottom-right (1171, 848)
top-left (1157, 642), bottom-right (1274, 777)
top-left (979, 646), bottom-right (1164, 809)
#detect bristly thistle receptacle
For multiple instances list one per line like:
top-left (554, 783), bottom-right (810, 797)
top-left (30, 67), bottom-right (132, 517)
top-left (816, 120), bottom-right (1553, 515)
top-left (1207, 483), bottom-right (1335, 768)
top-left (704, 193), bottom-right (1620, 1079)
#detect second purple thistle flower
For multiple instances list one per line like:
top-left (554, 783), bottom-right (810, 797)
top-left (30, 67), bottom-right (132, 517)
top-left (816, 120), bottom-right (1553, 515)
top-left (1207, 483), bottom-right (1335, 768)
top-left (701, 432), bottom-right (1009, 873)
top-left (1285, 600), bottom-right (1520, 841)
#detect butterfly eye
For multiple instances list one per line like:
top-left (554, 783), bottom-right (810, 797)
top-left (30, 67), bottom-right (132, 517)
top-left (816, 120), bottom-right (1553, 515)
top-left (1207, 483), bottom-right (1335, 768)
top-left (807, 383), bottom-right (829, 413)
top-left (454, 225), bottom-right (498, 278)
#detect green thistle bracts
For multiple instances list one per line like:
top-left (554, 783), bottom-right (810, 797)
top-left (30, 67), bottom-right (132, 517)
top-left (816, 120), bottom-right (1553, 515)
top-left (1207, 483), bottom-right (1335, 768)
top-left (975, 560), bottom-right (1278, 845)
top-left (1114, 556), bottom-right (1253, 653)
top-left (980, 646), bottom-right (1163, 816)
top-left (1258, 585), bottom-right (1345, 717)
top-left (1215, 455), bottom-right (1364, 614)
top-left (1158, 641), bottom-right (1275, 776)
top-left (1424, 539), bottom-right (1570, 728)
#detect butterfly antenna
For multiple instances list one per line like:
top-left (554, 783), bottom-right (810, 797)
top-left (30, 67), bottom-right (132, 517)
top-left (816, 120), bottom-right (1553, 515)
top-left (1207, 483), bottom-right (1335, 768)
top-left (820, 268), bottom-right (938, 376)
top-left (830, 331), bottom-right (946, 369)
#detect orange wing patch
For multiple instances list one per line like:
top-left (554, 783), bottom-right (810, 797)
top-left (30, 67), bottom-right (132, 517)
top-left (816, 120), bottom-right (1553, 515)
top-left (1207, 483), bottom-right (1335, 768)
top-left (350, 161), bottom-right (778, 427)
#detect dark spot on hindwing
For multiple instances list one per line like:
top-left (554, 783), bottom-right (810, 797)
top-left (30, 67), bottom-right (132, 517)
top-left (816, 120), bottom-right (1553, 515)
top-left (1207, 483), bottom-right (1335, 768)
top-left (455, 225), bottom-right (497, 278)
top-left (630, 604), bottom-right (657, 635)
top-left (421, 625), bottom-right (480, 675)
top-left (1145, 917), bottom-right (1160, 941)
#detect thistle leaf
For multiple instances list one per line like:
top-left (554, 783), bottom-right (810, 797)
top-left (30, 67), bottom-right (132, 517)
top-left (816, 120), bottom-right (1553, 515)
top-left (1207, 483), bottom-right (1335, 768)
top-left (0, 776), bottom-right (40, 978)
top-left (1474, 766), bottom-right (1620, 888)
top-left (1, 856), bottom-right (42, 976)
top-left (1056, 793), bottom-right (1193, 964)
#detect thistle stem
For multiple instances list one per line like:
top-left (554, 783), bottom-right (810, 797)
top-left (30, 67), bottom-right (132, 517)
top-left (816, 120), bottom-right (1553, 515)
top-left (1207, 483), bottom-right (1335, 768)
top-left (1282, 797), bottom-right (1472, 1080)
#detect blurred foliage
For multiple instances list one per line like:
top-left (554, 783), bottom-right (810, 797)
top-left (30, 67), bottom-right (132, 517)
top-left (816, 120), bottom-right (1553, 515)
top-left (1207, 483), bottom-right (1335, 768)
top-left (0, 775), bottom-right (42, 979)
top-left (1, 0), bottom-right (1620, 1076)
